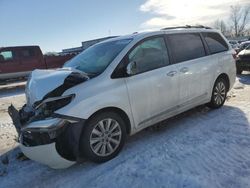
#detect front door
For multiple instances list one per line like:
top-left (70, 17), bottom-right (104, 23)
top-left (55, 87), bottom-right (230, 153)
top-left (124, 36), bottom-right (179, 129)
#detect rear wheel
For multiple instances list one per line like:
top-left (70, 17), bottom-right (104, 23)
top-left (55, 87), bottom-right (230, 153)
top-left (207, 77), bottom-right (227, 109)
top-left (80, 112), bottom-right (126, 163)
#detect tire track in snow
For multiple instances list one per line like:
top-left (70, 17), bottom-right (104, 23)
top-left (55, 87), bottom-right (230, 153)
top-left (42, 103), bottom-right (250, 188)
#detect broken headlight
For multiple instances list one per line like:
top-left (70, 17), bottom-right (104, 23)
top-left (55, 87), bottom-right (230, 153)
top-left (21, 119), bottom-right (68, 146)
top-left (35, 94), bottom-right (75, 119)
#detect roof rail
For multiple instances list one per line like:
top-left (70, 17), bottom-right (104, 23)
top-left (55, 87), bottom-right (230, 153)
top-left (161, 25), bottom-right (212, 30)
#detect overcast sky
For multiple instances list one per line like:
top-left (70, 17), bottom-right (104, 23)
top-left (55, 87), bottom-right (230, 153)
top-left (0, 0), bottom-right (249, 52)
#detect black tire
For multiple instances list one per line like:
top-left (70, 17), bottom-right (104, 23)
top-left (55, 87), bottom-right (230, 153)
top-left (207, 77), bottom-right (228, 109)
top-left (236, 69), bottom-right (242, 74)
top-left (80, 111), bottom-right (126, 163)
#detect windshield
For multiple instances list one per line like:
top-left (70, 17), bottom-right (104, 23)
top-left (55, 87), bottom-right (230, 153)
top-left (64, 39), bottom-right (132, 75)
top-left (240, 43), bottom-right (250, 49)
top-left (246, 45), bottom-right (250, 50)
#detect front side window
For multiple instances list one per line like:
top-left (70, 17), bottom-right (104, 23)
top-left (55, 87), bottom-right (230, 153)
top-left (0, 51), bottom-right (13, 62)
top-left (128, 37), bottom-right (170, 74)
top-left (202, 32), bottom-right (228, 54)
top-left (64, 39), bottom-right (132, 75)
top-left (168, 33), bottom-right (206, 63)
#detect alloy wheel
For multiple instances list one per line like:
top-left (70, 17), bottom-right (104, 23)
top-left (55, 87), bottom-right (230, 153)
top-left (89, 118), bottom-right (122, 157)
top-left (214, 81), bottom-right (226, 105)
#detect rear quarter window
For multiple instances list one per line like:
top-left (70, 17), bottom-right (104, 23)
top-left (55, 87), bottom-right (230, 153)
top-left (202, 32), bottom-right (228, 54)
top-left (20, 49), bottom-right (35, 58)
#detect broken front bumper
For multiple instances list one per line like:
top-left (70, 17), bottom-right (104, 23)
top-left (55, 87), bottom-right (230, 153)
top-left (8, 105), bottom-right (85, 169)
top-left (20, 143), bottom-right (75, 169)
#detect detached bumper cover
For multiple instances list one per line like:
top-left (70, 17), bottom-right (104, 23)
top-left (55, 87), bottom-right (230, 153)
top-left (8, 105), bottom-right (86, 169)
top-left (20, 143), bottom-right (75, 169)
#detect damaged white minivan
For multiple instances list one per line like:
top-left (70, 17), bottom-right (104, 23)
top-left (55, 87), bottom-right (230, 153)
top-left (9, 26), bottom-right (236, 169)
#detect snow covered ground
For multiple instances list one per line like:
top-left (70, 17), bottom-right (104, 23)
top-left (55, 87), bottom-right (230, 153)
top-left (0, 73), bottom-right (250, 188)
top-left (0, 86), bottom-right (25, 155)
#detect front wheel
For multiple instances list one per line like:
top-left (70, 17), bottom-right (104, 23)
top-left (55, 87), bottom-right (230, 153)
top-left (80, 112), bottom-right (126, 163)
top-left (207, 78), bottom-right (227, 109)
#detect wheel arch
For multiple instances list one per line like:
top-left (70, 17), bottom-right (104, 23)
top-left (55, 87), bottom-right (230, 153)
top-left (86, 107), bottom-right (132, 135)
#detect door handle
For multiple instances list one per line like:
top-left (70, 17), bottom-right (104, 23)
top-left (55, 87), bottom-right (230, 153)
top-left (180, 67), bottom-right (188, 73)
top-left (167, 71), bottom-right (177, 77)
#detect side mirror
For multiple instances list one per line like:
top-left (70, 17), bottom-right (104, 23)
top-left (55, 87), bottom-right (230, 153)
top-left (126, 61), bottom-right (137, 75)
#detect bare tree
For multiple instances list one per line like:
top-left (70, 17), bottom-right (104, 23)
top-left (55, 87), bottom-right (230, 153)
top-left (230, 5), bottom-right (250, 37)
top-left (230, 5), bottom-right (241, 36)
top-left (213, 19), bottom-right (227, 35)
top-left (239, 6), bottom-right (250, 35)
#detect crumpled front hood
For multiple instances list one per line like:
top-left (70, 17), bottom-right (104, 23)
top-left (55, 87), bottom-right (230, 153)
top-left (26, 68), bottom-right (88, 106)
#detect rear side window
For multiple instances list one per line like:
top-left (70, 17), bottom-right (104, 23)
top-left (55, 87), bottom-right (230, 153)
top-left (202, 32), bottom-right (228, 54)
top-left (167, 33), bottom-right (206, 63)
top-left (20, 49), bottom-right (35, 58)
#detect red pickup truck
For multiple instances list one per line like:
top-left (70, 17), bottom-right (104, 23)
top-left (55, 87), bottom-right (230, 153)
top-left (0, 46), bottom-right (75, 80)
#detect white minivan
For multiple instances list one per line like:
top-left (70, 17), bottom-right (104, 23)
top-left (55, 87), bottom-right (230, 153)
top-left (9, 26), bottom-right (236, 169)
